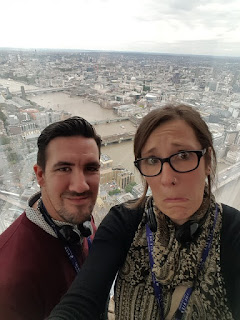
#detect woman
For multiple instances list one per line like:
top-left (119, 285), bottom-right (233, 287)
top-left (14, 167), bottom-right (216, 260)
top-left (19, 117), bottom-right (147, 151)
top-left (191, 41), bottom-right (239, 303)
top-left (49, 104), bottom-right (240, 320)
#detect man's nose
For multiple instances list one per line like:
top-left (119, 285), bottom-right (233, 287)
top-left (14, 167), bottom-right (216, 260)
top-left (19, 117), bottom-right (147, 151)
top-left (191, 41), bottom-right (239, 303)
top-left (69, 170), bottom-right (90, 193)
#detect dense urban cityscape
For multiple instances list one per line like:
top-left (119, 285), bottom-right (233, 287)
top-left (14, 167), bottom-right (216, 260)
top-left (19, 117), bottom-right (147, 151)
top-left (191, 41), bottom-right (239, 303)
top-left (0, 48), bottom-right (240, 232)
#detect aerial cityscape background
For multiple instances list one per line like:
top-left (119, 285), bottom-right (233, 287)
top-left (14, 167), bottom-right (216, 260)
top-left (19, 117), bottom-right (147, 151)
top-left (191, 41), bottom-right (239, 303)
top-left (0, 0), bottom-right (240, 233)
top-left (0, 48), bottom-right (240, 233)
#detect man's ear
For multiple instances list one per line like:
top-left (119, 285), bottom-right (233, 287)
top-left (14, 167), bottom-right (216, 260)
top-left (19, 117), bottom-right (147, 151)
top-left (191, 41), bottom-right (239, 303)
top-left (33, 164), bottom-right (45, 187)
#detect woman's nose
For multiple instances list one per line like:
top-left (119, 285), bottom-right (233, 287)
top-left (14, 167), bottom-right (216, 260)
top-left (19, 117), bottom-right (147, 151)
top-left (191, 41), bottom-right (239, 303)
top-left (159, 162), bottom-right (176, 186)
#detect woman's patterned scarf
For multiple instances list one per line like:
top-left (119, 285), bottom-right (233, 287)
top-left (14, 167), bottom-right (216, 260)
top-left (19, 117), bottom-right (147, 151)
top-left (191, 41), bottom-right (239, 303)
top-left (114, 194), bottom-right (233, 320)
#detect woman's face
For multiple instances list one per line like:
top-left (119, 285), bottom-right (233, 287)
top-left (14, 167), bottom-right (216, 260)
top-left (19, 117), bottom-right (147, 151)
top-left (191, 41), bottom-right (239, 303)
top-left (141, 119), bottom-right (210, 225)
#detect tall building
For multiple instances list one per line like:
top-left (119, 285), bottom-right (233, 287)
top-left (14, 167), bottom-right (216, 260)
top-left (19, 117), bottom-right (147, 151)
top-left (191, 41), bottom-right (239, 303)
top-left (21, 86), bottom-right (26, 100)
top-left (226, 149), bottom-right (240, 164)
top-left (115, 168), bottom-right (134, 189)
top-left (100, 154), bottom-right (113, 184)
top-left (225, 130), bottom-right (239, 146)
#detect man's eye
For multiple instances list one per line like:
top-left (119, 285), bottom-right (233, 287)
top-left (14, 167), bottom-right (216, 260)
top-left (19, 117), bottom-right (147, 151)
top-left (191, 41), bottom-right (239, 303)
top-left (87, 166), bottom-right (100, 172)
top-left (58, 167), bottom-right (71, 172)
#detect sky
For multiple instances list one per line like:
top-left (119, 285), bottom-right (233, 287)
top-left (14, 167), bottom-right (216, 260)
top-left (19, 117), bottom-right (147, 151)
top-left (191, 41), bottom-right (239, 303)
top-left (1, 0), bottom-right (240, 57)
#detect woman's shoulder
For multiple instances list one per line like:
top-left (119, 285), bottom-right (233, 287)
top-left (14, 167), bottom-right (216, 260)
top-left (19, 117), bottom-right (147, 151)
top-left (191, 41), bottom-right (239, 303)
top-left (104, 200), bottom-right (144, 228)
top-left (220, 204), bottom-right (240, 317)
top-left (222, 203), bottom-right (240, 215)
top-left (99, 199), bottom-right (145, 236)
top-left (221, 203), bottom-right (240, 236)
top-left (109, 199), bottom-right (145, 218)
top-left (221, 203), bottom-right (240, 254)
top-left (93, 200), bottom-right (145, 254)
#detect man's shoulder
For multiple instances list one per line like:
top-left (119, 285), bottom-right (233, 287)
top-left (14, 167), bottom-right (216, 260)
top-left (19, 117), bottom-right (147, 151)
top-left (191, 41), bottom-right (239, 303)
top-left (0, 209), bottom-right (79, 320)
top-left (0, 212), bottom-right (61, 271)
top-left (0, 213), bottom-right (30, 247)
top-left (0, 212), bottom-right (47, 249)
top-left (0, 214), bottom-right (43, 288)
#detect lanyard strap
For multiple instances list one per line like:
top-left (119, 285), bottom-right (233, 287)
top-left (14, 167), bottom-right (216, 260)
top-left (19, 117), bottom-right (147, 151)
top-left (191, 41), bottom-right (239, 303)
top-left (40, 200), bottom-right (91, 274)
top-left (146, 204), bottom-right (219, 320)
top-left (62, 237), bottom-right (92, 274)
top-left (146, 224), bottom-right (165, 319)
top-left (64, 245), bottom-right (81, 273)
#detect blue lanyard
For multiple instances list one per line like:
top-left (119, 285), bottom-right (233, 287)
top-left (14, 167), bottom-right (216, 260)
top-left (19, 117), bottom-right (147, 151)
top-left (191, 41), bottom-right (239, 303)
top-left (146, 204), bottom-right (219, 320)
top-left (47, 219), bottom-right (92, 274)
top-left (64, 245), bottom-right (82, 273)
top-left (40, 201), bottom-right (92, 274)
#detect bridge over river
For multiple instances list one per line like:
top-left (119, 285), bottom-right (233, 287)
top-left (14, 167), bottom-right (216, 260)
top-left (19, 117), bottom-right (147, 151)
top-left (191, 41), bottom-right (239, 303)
top-left (101, 132), bottom-right (135, 145)
top-left (90, 117), bottom-right (129, 125)
top-left (14, 86), bottom-right (76, 96)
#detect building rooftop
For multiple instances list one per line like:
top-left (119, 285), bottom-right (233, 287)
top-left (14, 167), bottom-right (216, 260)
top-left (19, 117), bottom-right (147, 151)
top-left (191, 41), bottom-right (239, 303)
top-left (101, 154), bottom-right (112, 162)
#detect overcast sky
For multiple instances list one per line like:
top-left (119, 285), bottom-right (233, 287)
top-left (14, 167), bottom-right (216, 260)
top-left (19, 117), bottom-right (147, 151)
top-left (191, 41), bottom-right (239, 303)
top-left (1, 0), bottom-right (240, 57)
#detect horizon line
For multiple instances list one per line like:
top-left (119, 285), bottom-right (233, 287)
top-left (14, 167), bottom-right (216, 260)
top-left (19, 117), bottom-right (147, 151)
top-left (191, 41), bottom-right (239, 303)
top-left (0, 46), bottom-right (240, 59)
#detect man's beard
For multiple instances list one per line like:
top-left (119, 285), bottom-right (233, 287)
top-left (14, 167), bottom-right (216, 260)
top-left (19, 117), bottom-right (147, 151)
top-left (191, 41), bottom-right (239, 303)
top-left (58, 191), bottom-right (95, 224)
top-left (57, 203), bottom-right (94, 225)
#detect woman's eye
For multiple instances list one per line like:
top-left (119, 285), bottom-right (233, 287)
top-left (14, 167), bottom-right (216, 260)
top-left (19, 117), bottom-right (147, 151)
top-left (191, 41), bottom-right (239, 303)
top-left (146, 158), bottom-right (159, 165)
top-left (178, 152), bottom-right (190, 160)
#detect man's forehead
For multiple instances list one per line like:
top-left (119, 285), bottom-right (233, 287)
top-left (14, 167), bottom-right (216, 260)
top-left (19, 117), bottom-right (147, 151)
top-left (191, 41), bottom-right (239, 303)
top-left (46, 135), bottom-right (97, 149)
top-left (45, 136), bottom-right (99, 162)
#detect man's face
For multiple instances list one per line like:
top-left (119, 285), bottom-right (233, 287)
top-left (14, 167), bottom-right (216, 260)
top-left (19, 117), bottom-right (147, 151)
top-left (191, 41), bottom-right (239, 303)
top-left (34, 136), bottom-right (100, 224)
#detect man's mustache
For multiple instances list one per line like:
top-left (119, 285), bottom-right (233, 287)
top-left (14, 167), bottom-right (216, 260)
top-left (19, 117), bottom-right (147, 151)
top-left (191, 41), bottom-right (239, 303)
top-left (62, 191), bottom-right (92, 197)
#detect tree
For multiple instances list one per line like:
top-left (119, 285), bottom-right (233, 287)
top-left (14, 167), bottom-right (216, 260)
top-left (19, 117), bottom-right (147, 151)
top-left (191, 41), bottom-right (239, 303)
top-left (0, 135), bottom-right (10, 145)
top-left (108, 189), bottom-right (121, 196)
top-left (0, 109), bottom-right (7, 125)
top-left (125, 182), bottom-right (137, 193)
top-left (143, 85), bottom-right (150, 92)
top-left (7, 152), bottom-right (23, 164)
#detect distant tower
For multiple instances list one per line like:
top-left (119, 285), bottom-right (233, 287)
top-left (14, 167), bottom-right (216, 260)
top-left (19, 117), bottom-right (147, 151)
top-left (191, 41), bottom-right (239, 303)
top-left (21, 86), bottom-right (26, 100)
top-left (5, 87), bottom-right (12, 99)
top-left (231, 70), bottom-right (239, 86)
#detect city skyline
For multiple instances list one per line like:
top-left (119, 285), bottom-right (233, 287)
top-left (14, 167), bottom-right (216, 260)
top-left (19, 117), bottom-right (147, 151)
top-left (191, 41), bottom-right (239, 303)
top-left (1, 48), bottom-right (240, 227)
top-left (1, 0), bottom-right (240, 57)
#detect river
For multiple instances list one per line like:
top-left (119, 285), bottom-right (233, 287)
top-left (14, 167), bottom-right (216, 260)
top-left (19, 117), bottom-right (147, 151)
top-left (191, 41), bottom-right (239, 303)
top-left (28, 91), bottom-right (240, 209)
top-left (1, 79), bottom-right (239, 209)
top-left (28, 92), bottom-right (138, 172)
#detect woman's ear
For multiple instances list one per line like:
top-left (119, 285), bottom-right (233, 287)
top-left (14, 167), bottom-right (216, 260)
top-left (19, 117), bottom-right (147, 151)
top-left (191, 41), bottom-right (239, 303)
top-left (206, 165), bottom-right (211, 175)
top-left (205, 147), bottom-right (212, 175)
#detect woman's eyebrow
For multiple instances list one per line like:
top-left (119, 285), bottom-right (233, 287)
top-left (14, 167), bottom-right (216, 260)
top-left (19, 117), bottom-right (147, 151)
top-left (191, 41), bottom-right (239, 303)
top-left (142, 144), bottom-right (197, 157)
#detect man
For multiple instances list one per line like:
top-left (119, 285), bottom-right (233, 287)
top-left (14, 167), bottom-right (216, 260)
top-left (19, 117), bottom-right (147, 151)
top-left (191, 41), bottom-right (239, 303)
top-left (0, 116), bottom-right (102, 320)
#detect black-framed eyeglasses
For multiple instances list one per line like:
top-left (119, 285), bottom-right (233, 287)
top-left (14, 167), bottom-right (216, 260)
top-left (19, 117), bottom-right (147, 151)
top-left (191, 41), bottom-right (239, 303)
top-left (134, 149), bottom-right (207, 177)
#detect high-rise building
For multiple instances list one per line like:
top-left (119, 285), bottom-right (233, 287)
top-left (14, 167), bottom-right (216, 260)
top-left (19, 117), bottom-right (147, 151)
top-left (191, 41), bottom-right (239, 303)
top-left (21, 86), bottom-right (26, 100)
top-left (115, 169), bottom-right (134, 189)
top-left (100, 154), bottom-right (113, 184)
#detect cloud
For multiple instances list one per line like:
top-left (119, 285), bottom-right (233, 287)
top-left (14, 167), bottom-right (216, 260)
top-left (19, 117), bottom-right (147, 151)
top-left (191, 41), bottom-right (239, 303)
top-left (131, 0), bottom-right (240, 46)
top-left (127, 38), bottom-right (240, 56)
top-left (0, 0), bottom-right (239, 56)
top-left (168, 0), bottom-right (208, 11)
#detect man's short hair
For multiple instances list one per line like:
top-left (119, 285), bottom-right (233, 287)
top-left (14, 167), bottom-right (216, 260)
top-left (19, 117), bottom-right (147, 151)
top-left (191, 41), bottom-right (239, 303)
top-left (37, 116), bottom-right (101, 171)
